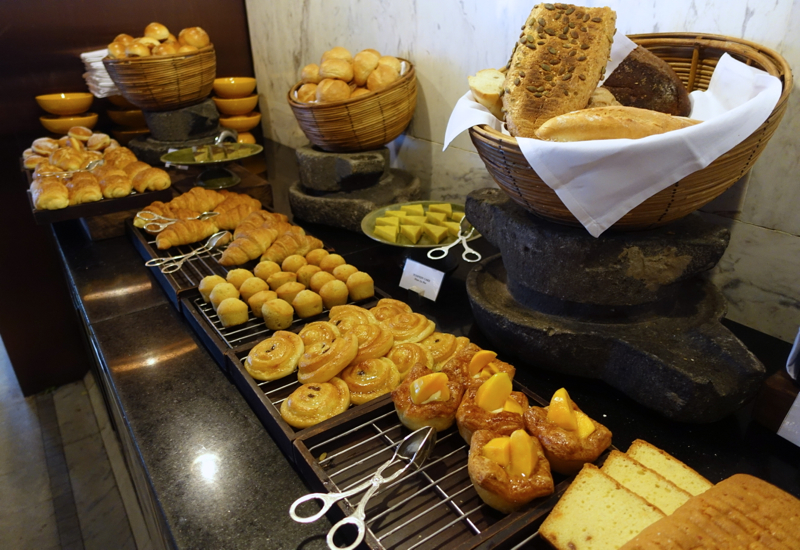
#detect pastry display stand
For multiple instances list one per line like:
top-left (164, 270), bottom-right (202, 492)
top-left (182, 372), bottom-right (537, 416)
top-left (161, 142), bottom-right (263, 189)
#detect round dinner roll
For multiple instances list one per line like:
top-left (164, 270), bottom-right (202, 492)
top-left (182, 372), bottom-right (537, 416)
top-left (179, 26), bottom-right (210, 48)
top-left (378, 55), bottom-right (402, 74)
top-left (248, 290), bottom-right (277, 318)
top-left (319, 253), bottom-right (346, 273)
top-left (296, 265), bottom-right (322, 288)
top-left (333, 264), bottom-right (359, 283)
top-left (137, 37), bottom-right (161, 50)
top-left (254, 260), bottom-right (282, 282)
top-left (126, 42), bottom-right (151, 57)
top-left (209, 282), bottom-right (239, 310)
top-left (316, 79), bottom-right (351, 103)
top-left (144, 22), bottom-right (170, 41)
top-left (267, 271), bottom-right (297, 291)
top-left (351, 88), bottom-right (370, 99)
top-left (23, 155), bottom-right (47, 170)
top-left (66, 137), bottom-right (85, 152)
top-left (319, 58), bottom-right (354, 82)
top-left (347, 272), bottom-right (375, 301)
top-left (292, 290), bottom-right (323, 319)
top-left (199, 275), bottom-right (226, 302)
top-left (321, 46), bottom-right (353, 64)
top-left (107, 41), bottom-right (127, 59)
top-left (178, 44), bottom-right (198, 54)
top-left (301, 64), bottom-right (321, 84)
top-left (50, 148), bottom-right (83, 171)
top-left (309, 271), bottom-right (337, 293)
top-left (86, 133), bottom-right (111, 151)
top-left (305, 248), bottom-right (329, 266)
top-left (319, 280), bottom-right (349, 309)
top-left (282, 255), bottom-right (308, 273)
top-left (227, 268), bottom-right (254, 290)
top-left (239, 277), bottom-right (270, 303)
top-left (68, 126), bottom-right (92, 141)
top-left (367, 63), bottom-right (400, 92)
top-left (217, 298), bottom-right (249, 328)
top-left (297, 83), bottom-right (317, 103)
top-left (114, 33), bottom-right (135, 45)
top-left (22, 148), bottom-right (34, 159)
top-left (81, 151), bottom-right (103, 169)
top-left (276, 282), bottom-right (306, 305)
top-left (32, 137), bottom-right (59, 156)
top-left (262, 298), bottom-right (294, 330)
top-left (153, 42), bottom-right (179, 56)
top-left (353, 50), bottom-right (380, 87)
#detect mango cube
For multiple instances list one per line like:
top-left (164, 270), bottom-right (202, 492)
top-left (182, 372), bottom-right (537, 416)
top-left (402, 215), bottom-right (428, 226)
top-left (450, 211), bottom-right (466, 222)
top-left (547, 388), bottom-right (578, 431)
top-left (375, 216), bottom-right (400, 227)
top-left (475, 372), bottom-right (512, 412)
top-left (410, 372), bottom-right (450, 404)
top-left (373, 225), bottom-right (398, 243)
top-left (400, 203), bottom-right (425, 216)
top-left (428, 203), bottom-right (453, 216)
top-left (423, 223), bottom-right (448, 244)
top-left (426, 211), bottom-right (448, 225)
top-left (507, 429), bottom-right (538, 477)
top-left (442, 221), bottom-right (462, 237)
top-left (482, 436), bottom-right (511, 467)
top-left (575, 410), bottom-right (596, 439)
top-left (385, 210), bottom-right (407, 219)
top-left (468, 350), bottom-right (497, 377)
top-left (400, 224), bottom-right (423, 244)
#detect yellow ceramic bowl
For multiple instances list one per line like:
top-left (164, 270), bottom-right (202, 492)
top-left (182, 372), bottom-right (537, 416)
top-left (213, 77), bottom-right (257, 99)
top-left (36, 93), bottom-right (94, 116)
top-left (108, 95), bottom-right (137, 109)
top-left (112, 127), bottom-right (150, 145)
top-left (219, 111), bottom-right (261, 132)
top-left (39, 113), bottom-right (99, 134)
top-left (107, 108), bottom-right (147, 128)
top-left (213, 94), bottom-right (259, 116)
top-left (237, 132), bottom-right (256, 144)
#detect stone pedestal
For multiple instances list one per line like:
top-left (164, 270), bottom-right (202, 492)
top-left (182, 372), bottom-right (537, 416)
top-left (465, 188), bottom-right (766, 423)
top-left (289, 145), bottom-right (421, 231)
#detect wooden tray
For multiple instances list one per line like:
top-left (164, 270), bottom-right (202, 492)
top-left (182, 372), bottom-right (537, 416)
top-left (28, 185), bottom-right (174, 225)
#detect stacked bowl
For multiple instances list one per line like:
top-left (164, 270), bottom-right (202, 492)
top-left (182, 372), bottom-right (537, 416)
top-left (36, 93), bottom-right (97, 135)
top-left (212, 77), bottom-right (260, 143)
top-left (106, 94), bottom-right (149, 145)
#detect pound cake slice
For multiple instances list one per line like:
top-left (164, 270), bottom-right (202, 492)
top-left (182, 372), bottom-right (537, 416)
top-left (601, 450), bottom-right (692, 515)
top-left (620, 473), bottom-right (800, 549)
top-left (626, 440), bottom-right (712, 496)
top-left (540, 464), bottom-right (665, 550)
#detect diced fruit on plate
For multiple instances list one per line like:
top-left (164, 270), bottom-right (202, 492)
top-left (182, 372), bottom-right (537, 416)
top-left (402, 215), bottom-right (427, 226)
top-left (428, 203), bottom-right (453, 216)
top-left (400, 203), bottom-right (425, 216)
top-left (385, 210), bottom-right (407, 218)
top-left (374, 225), bottom-right (398, 243)
top-left (375, 216), bottom-right (400, 227)
top-left (442, 221), bottom-right (461, 237)
top-left (400, 224), bottom-right (423, 244)
top-left (426, 211), bottom-right (447, 225)
top-left (423, 223), bottom-right (448, 244)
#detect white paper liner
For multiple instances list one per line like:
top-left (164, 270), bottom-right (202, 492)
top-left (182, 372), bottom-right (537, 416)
top-left (444, 37), bottom-right (782, 237)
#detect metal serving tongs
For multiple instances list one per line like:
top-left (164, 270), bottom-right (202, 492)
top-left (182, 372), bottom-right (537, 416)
top-left (145, 230), bottom-right (231, 273)
top-left (136, 210), bottom-right (220, 233)
top-left (427, 217), bottom-right (482, 263)
top-left (290, 426), bottom-right (437, 550)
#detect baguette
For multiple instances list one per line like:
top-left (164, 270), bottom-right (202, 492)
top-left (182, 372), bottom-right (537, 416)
top-left (535, 105), bottom-right (700, 141)
top-left (503, 4), bottom-right (616, 137)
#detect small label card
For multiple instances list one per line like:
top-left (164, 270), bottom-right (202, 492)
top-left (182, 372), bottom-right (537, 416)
top-left (399, 259), bottom-right (445, 301)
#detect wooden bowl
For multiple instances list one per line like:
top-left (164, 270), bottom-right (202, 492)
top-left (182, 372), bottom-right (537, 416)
top-left (36, 93), bottom-right (94, 116)
top-left (213, 77), bottom-right (256, 98)
top-left (213, 94), bottom-right (259, 116)
top-left (219, 111), bottom-right (261, 132)
top-left (40, 113), bottom-right (98, 134)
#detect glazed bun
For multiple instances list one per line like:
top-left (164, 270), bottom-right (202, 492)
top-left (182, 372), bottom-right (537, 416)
top-left (316, 79), bottom-right (350, 103)
top-left (319, 58), bottom-right (354, 82)
top-left (179, 27), bottom-right (210, 48)
top-left (178, 44), bottom-right (198, 54)
top-left (68, 126), bottom-right (92, 142)
top-left (321, 46), bottom-right (353, 64)
top-left (144, 22), bottom-right (170, 41)
top-left (86, 133), bottom-right (111, 151)
top-left (107, 41), bottom-right (127, 59)
top-left (114, 33), bottom-right (135, 45)
top-left (32, 137), bottom-right (59, 156)
top-left (137, 36), bottom-right (161, 50)
top-left (301, 64), bottom-right (322, 84)
top-left (153, 42), bottom-right (179, 56)
top-left (126, 42), bottom-right (151, 57)
top-left (297, 83), bottom-right (318, 103)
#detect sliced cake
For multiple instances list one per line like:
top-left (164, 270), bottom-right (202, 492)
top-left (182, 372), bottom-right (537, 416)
top-left (626, 440), bottom-right (713, 496)
top-left (601, 450), bottom-right (692, 514)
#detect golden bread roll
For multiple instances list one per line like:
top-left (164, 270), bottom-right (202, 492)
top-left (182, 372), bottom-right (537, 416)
top-left (209, 282), bottom-right (239, 310)
top-left (166, 33), bottom-right (177, 43)
top-left (31, 176), bottom-right (69, 210)
top-left (468, 68), bottom-right (505, 120)
top-left (346, 271), bottom-right (374, 301)
top-left (126, 42), bottom-right (151, 57)
top-left (178, 26), bottom-right (210, 48)
top-left (456, 383), bottom-right (529, 445)
top-left (353, 50), bottom-right (380, 87)
top-left (377, 55), bottom-right (402, 74)
top-left (367, 63), bottom-right (400, 92)
top-left (100, 174), bottom-right (132, 198)
top-left (239, 277), bottom-right (270, 303)
top-left (281, 254), bottom-right (308, 273)
top-left (199, 275), bottom-right (227, 302)
top-left (296, 83), bottom-right (317, 103)
top-left (319, 58), bottom-right (354, 82)
top-left (132, 167), bottom-right (171, 193)
top-left (32, 137), bottom-right (59, 156)
top-left (22, 148), bottom-right (34, 159)
top-left (309, 271), bottom-right (337, 293)
top-left (350, 323), bottom-right (394, 364)
top-left (153, 42), bottom-right (179, 56)
top-left (34, 162), bottom-right (62, 179)
top-left (296, 265), bottom-right (322, 288)
top-left (316, 79), bottom-right (351, 102)
top-left (86, 133), bottom-right (111, 151)
top-left (262, 298), bottom-right (294, 330)
top-left (319, 280), bottom-right (349, 309)
top-left (280, 377), bottom-right (350, 428)
top-left (217, 298), bottom-right (249, 327)
top-left (318, 253), bottom-right (345, 273)
top-left (226, 268), bottom-right (255, 289)
top-left (68, 126), bottom-right (92, 142)
top-left (392, 363), bottom-right (465, 432)
top-left (50, 148), bottom-right (84, 171)
top-left (350, 87), bottom-right (370, 99)
top-left (420, 333), bottom-right (470, 371)
top-left (386, 342), bottom-right (434, 380)
top-left (66, 172), bottom-right (102, 205)
top-left (177, 45), bottom-right (198, 54)
top-left (254, 260), bottom-right (282, 282)
top-left (107, 41), bottom-right (127, 59)
top-left (80, 151), bottom-right (103, 169)
top-left (502, 4), bottom-right (616, 137)
top-left (300, 64), bottom-right (322, 84)
top-left (275, 281), bottom-right (306, 305)
top-left (104, 146), bottom-right (136, 168)
top-left (247, 290), bottom-right (277, 318)
top-left (298, 321), bottom-right (341, 347)
top-left (144, 22), bottom-right (169, 41)
top-left (57, 136), bottom-right (70, 148)
top-left (298, 332), bottom-right (359, 383)
top-left (305, 248), bottom-right (329, 266)
top-left (106, 139), bottom-right (121, 152)
top-left (535, 106), bottom-right (701, 142)
top-left (65, 137), bottom-right (85, 152)
top-left (587, 86), bottom-right (621, 108)
top-left (292, 289), bottom-right (323, 319)
top-left (340, 357), bottom-right (400, 405)
top-left (321, 46), bottom-right (353, 64)
top-left (245, 331), bottom-right (304, 381)
top-left (123, 161), bottom-right (150, 181)
top-left (114, 33), bottom-right (135, 45)
top-left (23, 155), bottom-right (48, 170)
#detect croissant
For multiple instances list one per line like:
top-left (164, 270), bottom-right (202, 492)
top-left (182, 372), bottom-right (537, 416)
top-left (165, 187), bottom-right (226, 213)
top-left (99, 172), bottom-right (133, 199)
top-left (31, 176), bottom-right (69, 210)
top-left (66, 173), bottom-right (103, 205)
top-left (234, 211), bottom-right (289, 238)
top-left (156, 219), bottom-right (219, 249)
top-left (218, 225), bottom-right (281, 266)
top-left (49, 147), bottom-right (84, 171)
top-left (213, 201), bottom-right (261, 230)
top-left (132, 167), bottom-right (171, 193)
top-left (123, 161), bottom-right (150, 181)
top-left (104, 146), bottom-right (137, 169)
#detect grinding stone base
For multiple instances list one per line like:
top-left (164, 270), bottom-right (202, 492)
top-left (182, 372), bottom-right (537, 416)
top-left (128, 132), bottom-right (221, 166)
top-left (467, 254), bottom-right (766, 423)
top-left (288, 170), bottom-right (421, 232)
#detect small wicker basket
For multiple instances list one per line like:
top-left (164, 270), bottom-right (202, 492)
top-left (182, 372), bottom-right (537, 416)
top-left (469, 33), bottom-right (792, 230)
top-left (103, 46), bottom-right (216, 112)
top-left (287, 60), bottom-right (417, 152)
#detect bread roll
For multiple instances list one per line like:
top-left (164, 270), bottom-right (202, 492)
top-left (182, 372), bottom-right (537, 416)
top-left (347, 272), bottom-right (374, 301)
top-left (107, 41), bottom-right (127, 59)
top-left (50, 148), bottom-right (83, 171)
top-left (81, 151), bottom-right (103, 169)
top-left (301, 64), bottom-right (322, 84)
top-left (333, 264), bottom-right (358, 282)
top-left (305, 249), bottom-right (329, 266)
top-left (23, 155), bottom-right (48, 170)
top-left (34, 162), bottom-right (62, 178)
top-left (199, 275), bottom-right (227, 302)
top-left (262, 298), bottom-right (294, 330)
top-left (350, 87), bottom-right (370, 99)
top-left (366, 63), bottom-right (399, 92)
top-left (114, 33), bottom-right (135, 45)
top-left (178, 27), bottom-right (210, 48)
top-left (144, 22), bottom-right (170, 41)
top-left (267, 271), bottom-right (297, 291)
top-left (99, 173), bottom-right (133, 198)
top-left (177, 45), bottom-right (198, 54)
top-left (309, 271), bottom-right (337, 293)
top-left (316, 79), bottom-right (351, 103)
top-left (321, 46), bottom-right (353, 64)
top-left (318, 253), bottom-right (346, 272)
top-left (319, 280), bottom-right (348, 309)
top-left (254, 260), bottom-right (281, 282)
top-left (502, 4), bottom-right (616, 137)
top-left (132, 167), bottom-right (171, 193)
top-left (124, 161), bottom-right (150, 181)
top-left (319, 58), bottom-right (354, 82)
top-left (276, 282), bottom-right (306, 305)
top-left (86, 133), bottom-right (111, 151)
top-left (353, 50), bottom-right (380, 87)
top-left (32, 137), bottom-right (59, 156)
top-left (210, 282), bottom-right (239, 310)
top-left (468, 69), bottom-right (505, 120)
top-left (137, 37), bottom-right (160, 49)
top-left (153, 42), bottom-right (179, 56)
top-left (248, 290), bottom-right (277, 318)
top-left (296, 265), bottom-right (322, 288)
top-left (377, 55), bottom-right (401, 74)
top-left (297, 83), bottom-right (317, 102)
top-left (535, 105), bottom-right (700, 142)
top-left (31, 176), bottom-right (69, 210)
top-left (227, 268), bottom-right (255, 289)
top-left (66, 172), bottom-right (102, 205)
top-left (292, 290), bottom-right (323, 319)
top-left (126, 42), bottom-right (151, 57)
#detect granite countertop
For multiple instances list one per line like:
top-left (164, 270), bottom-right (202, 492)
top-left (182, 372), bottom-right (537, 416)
top-left (50, 141), bottom-right (800, 548)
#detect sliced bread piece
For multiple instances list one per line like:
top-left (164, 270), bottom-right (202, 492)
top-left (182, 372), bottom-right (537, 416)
top-left (467, 68), bottom-right (505, 120)
top-left (601, 450), bottom-right (692, 515)
top-left (626, 440), bottom-right (712, 497)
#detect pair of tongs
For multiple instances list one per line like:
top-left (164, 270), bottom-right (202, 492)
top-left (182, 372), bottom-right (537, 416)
top-left (135, 210), bottom-right (219, 233)
top-left (144, 230), bottom-right (231, 273)
top-left (427, 218), bottom-right (482, 263)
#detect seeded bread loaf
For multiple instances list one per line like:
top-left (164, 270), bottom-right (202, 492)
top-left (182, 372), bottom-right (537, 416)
top-left (502, 3), bottom-right (616, 137)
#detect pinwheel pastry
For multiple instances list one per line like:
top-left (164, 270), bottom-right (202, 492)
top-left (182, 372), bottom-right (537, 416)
top-left (392, 363), bottom-right (465, 432)
top-left (419, 332), bottom-right (470, 371)
top-left (328, 305), bottom-right (378, 334)
top-left (456, 372), bottom-right (529, 445)
top-left (298, 321), bottom-right (341, 347)
top-left (379, 312), bottom-right (435, 344)
top-left (523, 388), bottom-right (612, 475)
top-left (350, 323), bottom-right (394, 364)
top-left (297, 332), bottom-right (358, 384)
top-left (280, 377), bottom-right (350, 429)
top-left (244, 331), bottom-right (304, 382)
top-left (468, 429), bottom-right (554, 514)
top-left (339, 357), bottom-right (400, 405)
top-left (441, 345), bottom-right (516, 388)
top-left (369, 298), bottom-right (412, 322)
top-left (385, 342), bottom-right (434, 380)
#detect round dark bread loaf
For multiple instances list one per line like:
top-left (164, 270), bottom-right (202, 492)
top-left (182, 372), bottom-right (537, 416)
top-left (603, 46), bottom-right (691, 116)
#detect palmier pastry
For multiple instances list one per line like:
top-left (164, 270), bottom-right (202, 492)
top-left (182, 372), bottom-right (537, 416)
top-left (379, 312), bottom-right (435, 344)
top-left (340, 357), bottom-right (400, 405)
top-left (441, 345), bottom-right (516, 387)
top-left (468, 429), bottom-right (554, 514)
top-left (392, 363), bottom-right (464, 432)
top-left (369, 298), bottom-right (412, 322)
top-left (298, 321), bottom-right (341, 347)
top-left (420, 333), bottom-right (470, 371)
top-left (386, 342), bottom-right (434, 380)
top-left (350, 323), bottom-right (394, 364)
top-left (456, 373), bottom-right (528, 445)
top-left (523, 388), bottom-right (612, 475)
top-left (244, 331), bottom-right (304, 382)
top-left (328, 305), bottom-right (378, 334)
top-left (297, 332), bottom-right (358, 384)
top-left (280, 377), bottom-right (350, 429)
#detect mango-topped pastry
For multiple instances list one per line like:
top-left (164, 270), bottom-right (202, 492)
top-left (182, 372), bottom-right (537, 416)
top-left (392, 364), bottom-right (464, 432)
top-left (524, 388), bottom-right (612, 475)
top-left (475, 372), bottom-right (513, 412)
top-left (469, 429), bottom-right (554, 514)
top-left (442, 344), bottom-right (516, 387)
top-left (455, 371), bottom-right (529, 444)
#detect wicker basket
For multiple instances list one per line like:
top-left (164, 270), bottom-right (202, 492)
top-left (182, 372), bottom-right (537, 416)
top-left (470, 33), bottom-right (792, 230)
top-left (287, 60), bottom-right (417, 152)
top-left (103, 46), bottom-right (216, 112)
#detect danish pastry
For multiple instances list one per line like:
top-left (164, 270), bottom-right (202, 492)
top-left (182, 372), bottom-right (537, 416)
top-left (328, 305), bottom-right (378, 334)
top-left (456, 372), bottom-right (528, 445)
top-left (298, 321), bottom-right (341, 347)
top-left (350, 323), bottom-right (394, 364)
top-left (340, 357), bottom-right (400, 405)
top-left (280, 377), bottom-right (350, 428)
top-left (393, 363), bottom-right (464, 432)
top-left (297, 332), bottom-right (358, 384)
top-left (441, 345), bottom-right (516, 387)
top-left (420, 333), bottom-right (470, 371)
top-left (386, 342), bottom-right (434, 380)
top-left (369, 298), bottom-right (412, 322)
top-left (379, 312), bottom-right (435, 344)
top-left (245, 330), bottom-right (304, 381)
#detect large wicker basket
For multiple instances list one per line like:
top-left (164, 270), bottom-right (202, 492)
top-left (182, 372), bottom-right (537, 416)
top-left (470, 33), bottom-right (792, 230)
top-left (287, 60), bottom-right (417, 152)
top-left (103, 46), bottom-right (216, 112)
